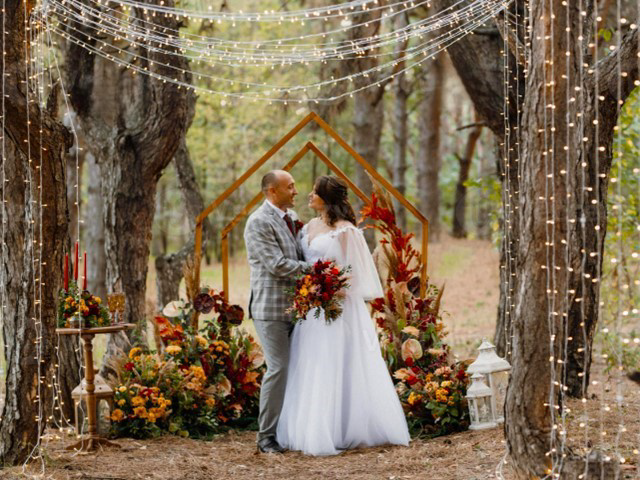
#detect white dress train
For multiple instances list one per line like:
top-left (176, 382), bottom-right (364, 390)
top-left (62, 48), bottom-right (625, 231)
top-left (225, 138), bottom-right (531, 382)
top-left (276, 224), bottom-right (410, 456)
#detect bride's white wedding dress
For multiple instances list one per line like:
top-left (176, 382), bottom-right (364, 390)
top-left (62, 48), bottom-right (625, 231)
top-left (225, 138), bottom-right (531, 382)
top-left (276, 224), bottom-right (410, 456)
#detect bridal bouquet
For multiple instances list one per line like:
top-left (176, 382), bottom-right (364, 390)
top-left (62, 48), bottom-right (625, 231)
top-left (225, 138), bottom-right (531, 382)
top-left (287, 260), bottom-right (350, 325)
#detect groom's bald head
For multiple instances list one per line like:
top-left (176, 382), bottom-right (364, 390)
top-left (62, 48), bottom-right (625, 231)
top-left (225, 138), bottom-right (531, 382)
top-left (262, 170), bottom-right (297, 210)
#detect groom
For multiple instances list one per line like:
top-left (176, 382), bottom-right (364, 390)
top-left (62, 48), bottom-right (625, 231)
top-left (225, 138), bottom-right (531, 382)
top-left (244, 170), bottom-right (308, 454)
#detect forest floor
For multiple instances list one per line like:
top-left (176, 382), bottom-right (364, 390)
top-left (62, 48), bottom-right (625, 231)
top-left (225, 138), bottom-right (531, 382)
top-left (5, 236), bottom-right (639, 479)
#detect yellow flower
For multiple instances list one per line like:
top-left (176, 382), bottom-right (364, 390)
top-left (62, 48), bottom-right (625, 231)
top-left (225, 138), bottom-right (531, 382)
top-left (147, 413), bottom-right (157, 423)
top-left (118, 386), bottom-right (127, 393)
top-left (441, 381), bottom-right (452, 388)
top-left (129, 347), bottom-right (142, 360)
top-left (299, 287), bottom-right (309, 297)
top-left (131, 396), bottom-right (146, 407)
top-left (189, 365), bottom-right (206, 383)
top-left (436, 388), bottom-right (449, 403)
top-left (408, 391), bottom-right (422, 406)
top-left (110, 409), bottom-right (125, 422)
top-left (195, 335), bottom-right (208, 347)
top-left (65, 296), bottom-right (73, 302)
top-left (448, 398), bottom-right (456, 407)
top-left (133, 406), bottom-right (148, 419)
top-left (166, 345), bottom-right (182, 355)
top-left (205, 397), bottom-right (216, 408)
top-left (94, 296), bottom-right (102, 304)
top-left (117, 399), bottom-right (126, 407)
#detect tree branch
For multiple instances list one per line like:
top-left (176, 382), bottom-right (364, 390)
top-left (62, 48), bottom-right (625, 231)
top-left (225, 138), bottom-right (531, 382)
top-left (593, 27), bottom-right (639, 107)
top-left (494, 12), bottom-right (526, 67)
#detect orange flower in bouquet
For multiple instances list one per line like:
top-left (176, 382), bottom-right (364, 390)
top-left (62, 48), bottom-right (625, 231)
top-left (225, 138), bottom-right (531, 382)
top-left (286, 260), bottom-right (350, 325)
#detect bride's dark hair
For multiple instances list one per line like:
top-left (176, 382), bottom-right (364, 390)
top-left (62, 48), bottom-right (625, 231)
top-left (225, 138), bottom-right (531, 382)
top-left (314, 175), bottom-right (356, 226)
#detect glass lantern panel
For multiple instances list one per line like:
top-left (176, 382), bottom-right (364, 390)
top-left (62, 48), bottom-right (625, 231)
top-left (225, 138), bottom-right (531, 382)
top-left (469, 401), bottom-right (478, 424)
top-left (477, 397), bottom-right (493, 424)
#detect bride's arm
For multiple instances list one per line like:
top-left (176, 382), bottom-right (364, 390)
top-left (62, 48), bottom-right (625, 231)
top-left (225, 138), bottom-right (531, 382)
top-left (331, 225), bottom-right (384, 301)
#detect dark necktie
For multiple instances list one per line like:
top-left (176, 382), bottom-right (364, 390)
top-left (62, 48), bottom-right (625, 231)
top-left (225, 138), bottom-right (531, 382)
top-left (283, 214), bottom-right (295, 236)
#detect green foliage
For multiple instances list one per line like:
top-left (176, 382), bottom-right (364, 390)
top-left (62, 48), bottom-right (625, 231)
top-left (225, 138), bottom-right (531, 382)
top-left (599, 86), bottom-right (640, 373)
top-left (598, 330), bottom-right (640, 374)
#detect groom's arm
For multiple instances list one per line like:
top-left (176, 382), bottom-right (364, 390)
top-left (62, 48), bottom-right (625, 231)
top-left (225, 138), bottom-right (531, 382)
top-left (245, 218), bottom-right (307, 278)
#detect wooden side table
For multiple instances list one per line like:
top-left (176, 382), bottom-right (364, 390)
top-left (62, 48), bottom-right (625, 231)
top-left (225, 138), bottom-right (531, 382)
top-left (56, 323), bottom-right (136, 451)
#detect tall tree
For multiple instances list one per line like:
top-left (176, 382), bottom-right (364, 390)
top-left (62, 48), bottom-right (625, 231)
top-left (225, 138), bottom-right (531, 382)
top-left (62, 0), bottom-right (194, 380)
top-left (1, 0), bottom-right (72, 463)
top-left (416, 53), bottom-right (445, 242)
top-left (436, 0), bottom-right (638, 475)
top-left (452, 120), bottom-right (483, 238)
top-left (350, 9), bottom-right (387, 248)
top-left (391, 13), bottom-right (411, 232)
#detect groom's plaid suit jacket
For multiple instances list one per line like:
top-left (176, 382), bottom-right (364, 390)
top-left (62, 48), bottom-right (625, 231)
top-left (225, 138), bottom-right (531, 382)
top-left (244, 202), bottom-right (307, 322)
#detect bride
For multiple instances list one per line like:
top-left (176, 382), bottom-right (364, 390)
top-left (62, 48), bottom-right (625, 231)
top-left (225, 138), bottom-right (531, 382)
top-left (276, 175), bottom-right (410, 456)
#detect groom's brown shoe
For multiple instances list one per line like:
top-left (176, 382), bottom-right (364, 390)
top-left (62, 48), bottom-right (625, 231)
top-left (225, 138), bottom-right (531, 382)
top-left (258, 437), bottom-right (285, 454)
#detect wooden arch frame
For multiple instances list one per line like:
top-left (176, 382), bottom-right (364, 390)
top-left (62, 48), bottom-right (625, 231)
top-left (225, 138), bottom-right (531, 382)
top-left (193, 112), bottom-right (429, 303)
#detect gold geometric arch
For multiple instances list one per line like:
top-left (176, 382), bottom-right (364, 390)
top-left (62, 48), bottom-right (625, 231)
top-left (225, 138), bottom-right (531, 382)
top-left (193, 112), bottom-right (429, 315)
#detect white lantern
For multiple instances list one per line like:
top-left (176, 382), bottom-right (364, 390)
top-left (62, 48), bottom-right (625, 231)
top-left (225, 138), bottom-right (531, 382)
top-left (466, 373), bottom-right (497, 430)
top-left (467, 339), bottom-right (511, 423)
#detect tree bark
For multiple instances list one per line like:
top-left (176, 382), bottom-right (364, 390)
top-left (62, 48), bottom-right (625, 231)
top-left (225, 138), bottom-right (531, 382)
top-left (62, 0), bottom-right (195, 382)
top-left (435, 0), bottom-right (637, 473)
top-left (86, 152), bottom-right (106, 301)
top-left (1, 0), bottom-right (72, 463)
top-left (416, 53), bottom-right (445, 242)
top-left (452, 121), bottom-right (483, 238)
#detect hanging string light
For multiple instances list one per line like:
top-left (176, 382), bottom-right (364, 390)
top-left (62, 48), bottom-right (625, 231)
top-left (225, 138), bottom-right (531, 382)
top-left (42, 0), bottom-right (510, 103)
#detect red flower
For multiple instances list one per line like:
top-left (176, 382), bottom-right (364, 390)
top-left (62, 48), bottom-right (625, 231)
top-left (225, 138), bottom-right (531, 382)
top-left (370, 297), bottom-right (385, 313)
top-left (405, 357), bottom-right (414, 367)
top-left (456, 368), bottom-right (467, 381)
top-left (407, 375), bottom-right (418, 386)
top-left (124, 362), bottom-right (134, 371)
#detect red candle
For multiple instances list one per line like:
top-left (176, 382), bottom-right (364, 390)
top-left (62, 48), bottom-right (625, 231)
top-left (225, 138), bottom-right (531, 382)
top-left (74, 242), bottom-right (79, 281)
top-left (83, 252), bottom-right (87, 290)
top-left (64, 253), bottom-right (69, 291)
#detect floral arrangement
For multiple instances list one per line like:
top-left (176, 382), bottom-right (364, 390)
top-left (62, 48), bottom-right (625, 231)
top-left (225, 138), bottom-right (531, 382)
top-left (286, 260), bottom-right (351, 324)
top-left (57, 281), bottom-right (110, 328)
top-left (110, 287), bottom-right (264, 439)
top-left (361, 179), bottom-right (470, 437)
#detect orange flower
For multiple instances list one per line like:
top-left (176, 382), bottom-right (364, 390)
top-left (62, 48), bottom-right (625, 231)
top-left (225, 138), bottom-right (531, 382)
top-left (133, 406), bottom-right (148, 419)
top-left (110, 409), bottom-right (125, 422)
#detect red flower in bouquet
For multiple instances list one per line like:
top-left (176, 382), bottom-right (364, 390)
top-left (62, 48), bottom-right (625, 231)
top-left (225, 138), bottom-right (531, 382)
top-left (286, 260), bottom-right (351, 325)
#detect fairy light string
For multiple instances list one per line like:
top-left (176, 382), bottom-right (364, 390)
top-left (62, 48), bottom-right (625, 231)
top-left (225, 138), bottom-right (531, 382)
top-left (45, 2), bottom-right (509, 104)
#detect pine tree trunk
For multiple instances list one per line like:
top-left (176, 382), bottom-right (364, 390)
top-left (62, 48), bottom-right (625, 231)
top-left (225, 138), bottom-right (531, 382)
top-left (62, 0), bottom-right (194, 382)
top-left (452, 122), bottom-right (482, 238)
top-left (416, 53), bottom-right (445, 242)
top-left (1, 0), bottom-right (72, 462)
top-left (86, 152), bottom-right (106, 301)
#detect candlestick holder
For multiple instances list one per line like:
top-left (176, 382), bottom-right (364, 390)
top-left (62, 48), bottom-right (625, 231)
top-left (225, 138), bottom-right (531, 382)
top-left (56, 323), bottom-right (135, 451)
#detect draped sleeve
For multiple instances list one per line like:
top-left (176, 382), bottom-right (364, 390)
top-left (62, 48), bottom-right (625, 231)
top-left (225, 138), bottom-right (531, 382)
top-left (325, 225), bottom-right (384, 301)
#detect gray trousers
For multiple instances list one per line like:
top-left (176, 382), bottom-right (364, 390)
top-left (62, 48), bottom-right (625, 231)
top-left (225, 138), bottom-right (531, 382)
top-left (253, 319), bottom-right (293, 442)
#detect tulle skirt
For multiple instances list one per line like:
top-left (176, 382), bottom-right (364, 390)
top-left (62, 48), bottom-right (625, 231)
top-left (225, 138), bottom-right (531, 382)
top-left (276, 295), bottom-right (410, 456)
